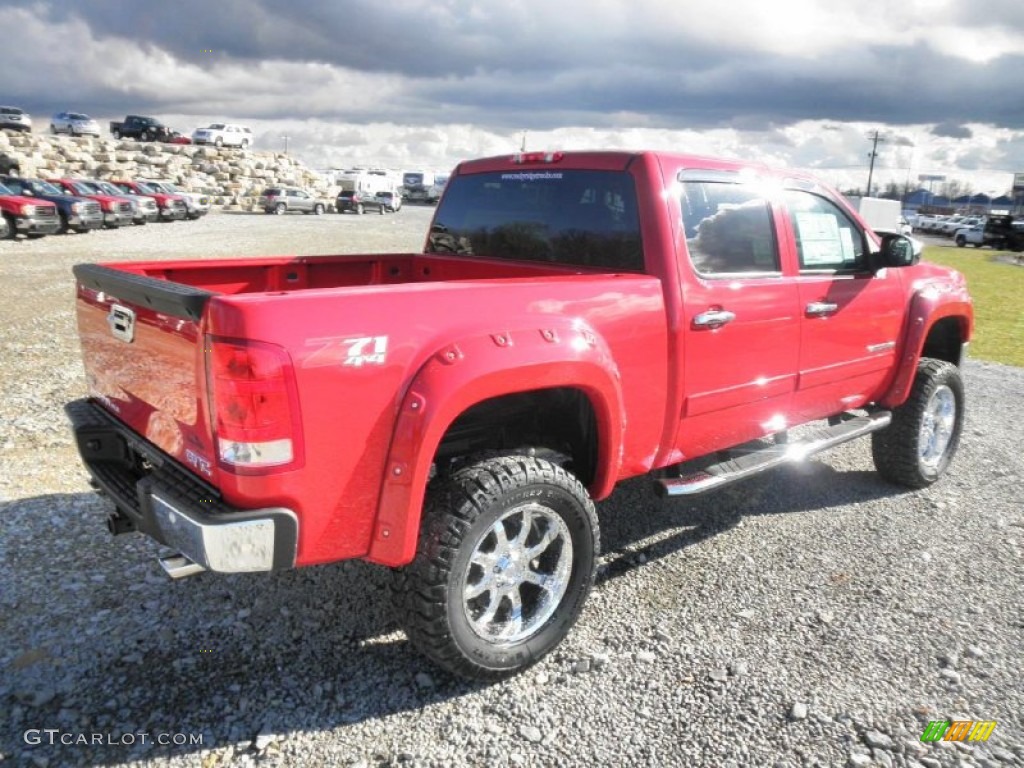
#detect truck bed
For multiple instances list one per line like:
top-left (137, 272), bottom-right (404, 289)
top-left (93, 252), bottom-right (589, 299)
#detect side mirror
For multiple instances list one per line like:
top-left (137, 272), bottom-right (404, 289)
top-left (878, 233), bottom-right (921, 268)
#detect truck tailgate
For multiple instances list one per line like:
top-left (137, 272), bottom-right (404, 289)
top-left (73, 264), bottom-right (219, 483)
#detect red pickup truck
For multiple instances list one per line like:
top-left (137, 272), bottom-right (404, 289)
top-left (67, 150), bottom-right (973, 679)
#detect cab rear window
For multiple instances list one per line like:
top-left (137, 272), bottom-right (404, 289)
top-left (427, 170), bottom-right (644, 271)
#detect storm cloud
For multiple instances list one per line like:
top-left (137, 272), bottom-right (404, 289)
top-left (1, 0), bottom-right (1023, 188)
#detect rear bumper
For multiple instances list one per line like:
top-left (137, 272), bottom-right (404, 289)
top-left (66, 399), bottom-right (298, 572)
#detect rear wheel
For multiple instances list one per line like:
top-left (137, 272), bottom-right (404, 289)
top-left (313, 203), bottom-right (324, 215)
top-left (394, 455), bottom-right (599, 680)
top-left (872, 359), bottom-right (964, 488)
top-left (140, 130), bottom-right (151, 142)
top-left (112, 129), bottom-right (121, 140)
top-left (215, 137), bottom-right (223, 148)
top-left (955, 235), bottom-right (966, 247)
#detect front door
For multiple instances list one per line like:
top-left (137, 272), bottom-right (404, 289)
top-left (782, 189), bottom-right (905, 422)
top-left (674, 176), bottom-right (801, 457)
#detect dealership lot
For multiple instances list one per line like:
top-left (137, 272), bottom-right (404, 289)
top-left (1, 210), bottom-right (1021, 767)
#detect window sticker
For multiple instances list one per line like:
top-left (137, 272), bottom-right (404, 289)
top-left (795, 212), bottom-right (843, 265)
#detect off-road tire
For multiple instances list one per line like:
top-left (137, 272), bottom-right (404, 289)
top-left (872, 358), bottom-right (964, 488)
top-left (394, 455), bottom-right (599, 680)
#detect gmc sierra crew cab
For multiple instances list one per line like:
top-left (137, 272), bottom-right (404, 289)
top-left (66, 150), bottom-right (973, 680)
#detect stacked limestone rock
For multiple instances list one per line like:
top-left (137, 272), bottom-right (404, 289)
top-left (0, 130), bottom-right (331, 211)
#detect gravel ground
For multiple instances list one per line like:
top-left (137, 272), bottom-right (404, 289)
top-left (1, 211), bottom-right (1022, 768)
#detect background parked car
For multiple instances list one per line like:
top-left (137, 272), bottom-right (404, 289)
top-left (192, 123), bottom-right (253, 148)
top-left (47, 178), bottom-right (135, 228)
top-left (87, 179), bottom-right (158, 224)
top-left (335, 189), bottom-right (387, 215)
top-left (50, 112), bottom-right (101, 137)
top-left (0, 176), bottom-right (103, 233)
top-left (258, 187), bottom-right (326, 215)
top-left (377, 190), bottom-right (402, 212)
top-left (0, 106), bottom-right (32, 133)
top-left (0, 181), bottom-right (60, 238)
top-left (110, 179), bottom-right (187, 221)
top-left (142, 180), bottom-right (209, 219)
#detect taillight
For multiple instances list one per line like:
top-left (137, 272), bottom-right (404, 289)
top-left (205, 336), bottom-right (304, 474)
top-left (512, 151), bottom-right (564, 164)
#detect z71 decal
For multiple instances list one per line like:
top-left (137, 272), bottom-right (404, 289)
top-left (304, 336), bottom-right (389, 368)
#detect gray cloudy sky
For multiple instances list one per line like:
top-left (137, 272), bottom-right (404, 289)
top-left (2, 0), bottom-right (1023, 192)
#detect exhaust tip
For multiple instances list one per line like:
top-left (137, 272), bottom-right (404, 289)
top-left (158, 554), bottom-right (206, 579)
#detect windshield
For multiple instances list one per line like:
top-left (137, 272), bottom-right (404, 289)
top-left (70, 181), bottom-right (97, 195)
top-left (69, 113), bottom-right (89, 121)
top-left (93, 181), bottom-right (122, 195)
top-left (152, 182), bottom-right (174, 192)
top-left (2, 179), bottom-right (29, 194)
top-left (426, 170), bottom-right (644, 271)
top-left (0, 182), bottom-right (12, 194)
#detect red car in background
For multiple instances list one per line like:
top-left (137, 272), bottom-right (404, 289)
top-left (47, 178), bottom-right (134, 228)
top-left (110, 180), bottom-right (188, 221)
top-left (0, 181), bottom-right (60, 238)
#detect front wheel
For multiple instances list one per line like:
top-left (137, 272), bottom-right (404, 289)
top-left (313, 203), bottom-right (324, 215)
top-left (140, 130), bottom-right (150, 142)
top-left (112, 130), bottom-right (121, 140)
top-left (394, 455), bottom-right (599, 681)
top-left (274, 203), bottom-right (286, 215)
top-left (955, 235), bottom-right (966, 247)
top-left (872, 359), bottom-right (964, 488)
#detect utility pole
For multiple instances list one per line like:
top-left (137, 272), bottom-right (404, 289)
top-left (280, 135), bottom-right (290, 155)
top-left (866, 130), bottom-right (885, 197)
top-left (520, 130), bottom-right (527, 152)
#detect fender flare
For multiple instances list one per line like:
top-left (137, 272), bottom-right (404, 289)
top-left (879, 287), bottom-right (972, 408)
top-left (366, 323), bottom-right (625, 566)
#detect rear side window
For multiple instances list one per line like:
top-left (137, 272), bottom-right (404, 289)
top-left (785, 190), bottom-right (867, 272)
top-left (262, 188), bottom-right (281, 196)
top-left (681, 181), bottom-right (779, 275)
top-left (427, 170), bottom-right (644, 270)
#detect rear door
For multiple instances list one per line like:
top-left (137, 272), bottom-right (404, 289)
top-left (674, 174), bottom-right (801, 456)
top-left (781, 188), bottom-right (904, 422)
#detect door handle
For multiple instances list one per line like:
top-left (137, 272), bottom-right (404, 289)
top-left (805, 301), bottom-right (838, 316)
top-left (692, 309), bottom-right (736, 329)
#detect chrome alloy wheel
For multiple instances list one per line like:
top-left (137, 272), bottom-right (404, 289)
top-left (461, 503), bottom-right (573, 645)
top-left (919, 384), bottom-right (956, 468)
